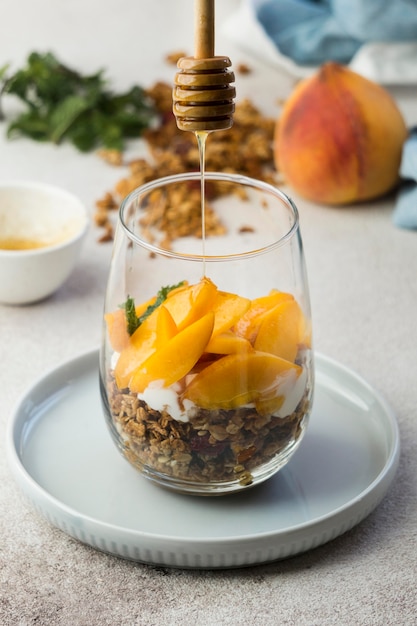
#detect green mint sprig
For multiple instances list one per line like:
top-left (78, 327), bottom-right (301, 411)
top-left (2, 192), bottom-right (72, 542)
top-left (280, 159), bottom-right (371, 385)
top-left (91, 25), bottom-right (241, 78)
top-left (123, 282), bottom-right (185, 336)
top-left (0, 52), bottom-right (156, 151)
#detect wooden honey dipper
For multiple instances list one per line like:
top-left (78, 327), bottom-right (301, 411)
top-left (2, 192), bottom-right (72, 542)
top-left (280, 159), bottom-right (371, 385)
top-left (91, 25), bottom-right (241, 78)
top-left (173, 0), bottom-right (235, 132)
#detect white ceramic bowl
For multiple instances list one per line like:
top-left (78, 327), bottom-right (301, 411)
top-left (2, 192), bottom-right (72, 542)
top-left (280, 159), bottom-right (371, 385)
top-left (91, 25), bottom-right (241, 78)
top-left (0, 181), bottom-right (88, 305)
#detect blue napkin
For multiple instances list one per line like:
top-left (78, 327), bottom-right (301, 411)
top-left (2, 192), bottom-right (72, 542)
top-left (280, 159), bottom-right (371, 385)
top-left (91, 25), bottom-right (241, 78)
top-left (251, 0), bottom-right (417, 65)
top-left (393, 129), bottom-right (417, 230)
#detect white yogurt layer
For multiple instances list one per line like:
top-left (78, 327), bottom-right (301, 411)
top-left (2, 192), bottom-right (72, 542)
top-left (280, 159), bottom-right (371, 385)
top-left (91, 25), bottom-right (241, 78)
top-left (112, 351), bottom-right (308, 422)
top-left (136, 367), bottom-right (308, 422)
top-left (274, 367), bottom-right (307, 417)
top-left (138, 381), bottom-right (197, 422)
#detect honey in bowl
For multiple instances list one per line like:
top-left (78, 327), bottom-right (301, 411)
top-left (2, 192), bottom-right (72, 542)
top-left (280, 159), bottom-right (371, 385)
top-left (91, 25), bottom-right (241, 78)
top-left (0, 186), bottom-right (86, 253)
top-left (0, 237), bottom-right (56, 251)
top-left (0, 181), bottom-right (88, 305)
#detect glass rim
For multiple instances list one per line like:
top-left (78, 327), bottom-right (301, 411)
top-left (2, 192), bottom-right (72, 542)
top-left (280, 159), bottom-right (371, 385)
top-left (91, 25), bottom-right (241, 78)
top-left (119, 171), bottom-right (300, 262)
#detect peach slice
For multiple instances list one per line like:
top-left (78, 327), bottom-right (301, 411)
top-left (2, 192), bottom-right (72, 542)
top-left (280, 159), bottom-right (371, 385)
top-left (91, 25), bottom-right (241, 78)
top-left (129, 311), bottom-right (214, 393)
top-left (254, 299), bottom-right (304, 362)
top-left (105, 296), bottom-right (156, 352)
top-left (234, 291), bottom-right (294, 344)
top-left (183, 351), bottom-right (302, 410)
top-left (205, 331), bottom-right (253, 355)
top-left (211, 291), bottom-right (251, 336)
top-left (105, 308), bottom-right (131, 352)
top-left (114, 305), bottom-right (176, 389)
top-left (164, 277), bottom-right (218, 330)
top-left (155, 304), bottom-right (178, 348)
top-left (254, 394), bottom-right (285, 416)
top-left (165, 281), bottom-right (189, 298)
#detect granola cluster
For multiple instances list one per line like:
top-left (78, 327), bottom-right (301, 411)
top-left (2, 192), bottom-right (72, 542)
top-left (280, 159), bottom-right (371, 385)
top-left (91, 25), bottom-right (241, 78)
top-left (105, 373), bottom-right (310, 488)
top-left (94, 81), bottom-right (279, 246)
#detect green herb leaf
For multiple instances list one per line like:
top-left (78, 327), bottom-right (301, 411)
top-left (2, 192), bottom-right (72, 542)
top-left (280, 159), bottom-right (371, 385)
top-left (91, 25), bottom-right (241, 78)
top-left (0, 64), bottom-right (9, 120)
top-left (137, 282), bottom-right (185, 325)
top-left (123, 282), bottom-right (185, 336)
top-left (0, 51), bottom-right (156, 152)
top-left (7, 110), bottom-right (50, 140)
top-left (124, 296), bottom-right (140, 337)
top-left (49, 94), bottom-right (92, 143)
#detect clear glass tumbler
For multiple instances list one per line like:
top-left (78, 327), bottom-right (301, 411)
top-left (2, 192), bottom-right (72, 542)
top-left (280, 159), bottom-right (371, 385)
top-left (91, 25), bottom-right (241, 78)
top-left (100, 172), bottom-right (314, 495)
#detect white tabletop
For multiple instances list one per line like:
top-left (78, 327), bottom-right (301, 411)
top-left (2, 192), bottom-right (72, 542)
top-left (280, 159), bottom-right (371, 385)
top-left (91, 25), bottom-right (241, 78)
top-left (1, 1), bottom-right (416, 624)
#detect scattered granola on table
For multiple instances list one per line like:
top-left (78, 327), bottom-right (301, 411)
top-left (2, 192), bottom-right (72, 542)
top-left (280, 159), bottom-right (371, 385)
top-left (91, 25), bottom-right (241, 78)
top-left (164, 50), bottom-right (189, 65)
top-left (94, 81), bottom-right (279, 245)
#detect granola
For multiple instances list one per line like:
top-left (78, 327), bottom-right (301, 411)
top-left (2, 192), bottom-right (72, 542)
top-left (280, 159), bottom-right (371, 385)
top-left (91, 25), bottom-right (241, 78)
top-left (104, 371), bottom-right (311, 487)
top-left (95, 82), bottom-right (279, 245)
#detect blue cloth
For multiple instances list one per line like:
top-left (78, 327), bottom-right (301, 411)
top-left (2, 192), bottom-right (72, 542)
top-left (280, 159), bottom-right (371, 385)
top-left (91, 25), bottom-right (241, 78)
top-left (393, 129), bottom-right (417, 230)
top-left (251, 0), bottom-right (417, 65)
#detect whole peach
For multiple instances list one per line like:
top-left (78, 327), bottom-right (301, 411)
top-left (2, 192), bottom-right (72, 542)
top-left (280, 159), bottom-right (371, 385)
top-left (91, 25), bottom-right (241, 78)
top-left (275, 62), bottom-right (408, 205)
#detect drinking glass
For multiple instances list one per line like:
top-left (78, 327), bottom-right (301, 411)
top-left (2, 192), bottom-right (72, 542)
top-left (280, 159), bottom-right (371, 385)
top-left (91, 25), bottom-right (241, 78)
top-left (100, 172), bottom-right (314, 495)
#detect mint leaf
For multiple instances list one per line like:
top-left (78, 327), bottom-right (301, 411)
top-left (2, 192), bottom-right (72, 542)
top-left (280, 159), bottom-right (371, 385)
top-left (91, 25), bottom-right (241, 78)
top-left (124, 296), bottom-right (140, 337)
top-left (7, 110), bottom-right (50, 140)
top-left (1, 51), bottom-right (156, 152)
top-left (123, 282), bottom-right (185, 336)
top-left (49, 94), bottom-right (92, 143)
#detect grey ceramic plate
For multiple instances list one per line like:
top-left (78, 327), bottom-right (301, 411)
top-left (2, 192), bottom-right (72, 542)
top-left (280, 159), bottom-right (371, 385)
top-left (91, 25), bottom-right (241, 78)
top-left (7, 349), bottom-right (400, 569)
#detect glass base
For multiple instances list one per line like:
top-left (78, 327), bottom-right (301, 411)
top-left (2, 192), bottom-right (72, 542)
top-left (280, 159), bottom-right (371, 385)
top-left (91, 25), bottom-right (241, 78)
top-left (122, 433), bottom-right (307, 496)
top-left (100, 374), bottom-right (309, 495)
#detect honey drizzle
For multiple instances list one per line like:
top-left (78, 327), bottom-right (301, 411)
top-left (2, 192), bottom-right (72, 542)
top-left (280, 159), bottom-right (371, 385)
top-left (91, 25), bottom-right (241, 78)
top-left (195, 129), bottom-right (210, 277)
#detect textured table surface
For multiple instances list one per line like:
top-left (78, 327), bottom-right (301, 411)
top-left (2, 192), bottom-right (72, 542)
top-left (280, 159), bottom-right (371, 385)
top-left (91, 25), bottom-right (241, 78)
top-left (1, 1), bottom-right (416, 624)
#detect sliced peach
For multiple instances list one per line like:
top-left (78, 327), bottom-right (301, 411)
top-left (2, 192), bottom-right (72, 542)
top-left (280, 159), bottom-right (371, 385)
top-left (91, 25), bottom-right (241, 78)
top-left (299, 315), bottom-right (312, 349)
top-left (183, 351), bottom-right (302, 410)
top-left (205, 331), bottom-right (253, 355)
top-left (254, 299), bottom-right (304, 362)
top-left (129, 311), bottom-right (214, 393)
top-left (155, 305), bottom-right (178, 348)
top-left (105, 308), bottom-right (131, 352)
top-left (163, 277), bottom-right (217, 330)
top-left (234, 291), bottom-right (294, 344)
top-left (211, 291), bottom-right (251, 336)
top-left (254, 394), bottom-right (285, 416)
top-left (114, 305), bottom-right (176, 389)
top-left (165, 280), bottom-right (189, 298)
top-left (105, 296), bottom-right (156, 352)
top-left (134, 296), bottom-right (159, 319)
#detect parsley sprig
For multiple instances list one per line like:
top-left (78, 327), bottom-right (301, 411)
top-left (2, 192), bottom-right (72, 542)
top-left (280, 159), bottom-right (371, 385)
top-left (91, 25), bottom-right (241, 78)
top-left (124, 282), bottom-right (185, 336)
top-left (0, 52), bottom-right (156, 151)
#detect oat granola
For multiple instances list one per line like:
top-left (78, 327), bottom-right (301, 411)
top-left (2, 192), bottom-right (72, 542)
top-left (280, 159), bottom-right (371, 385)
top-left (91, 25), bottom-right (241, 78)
top-left (104, 370), bottom-right (310, 487)
top-left (95, 82), bottom-right (279, 245)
